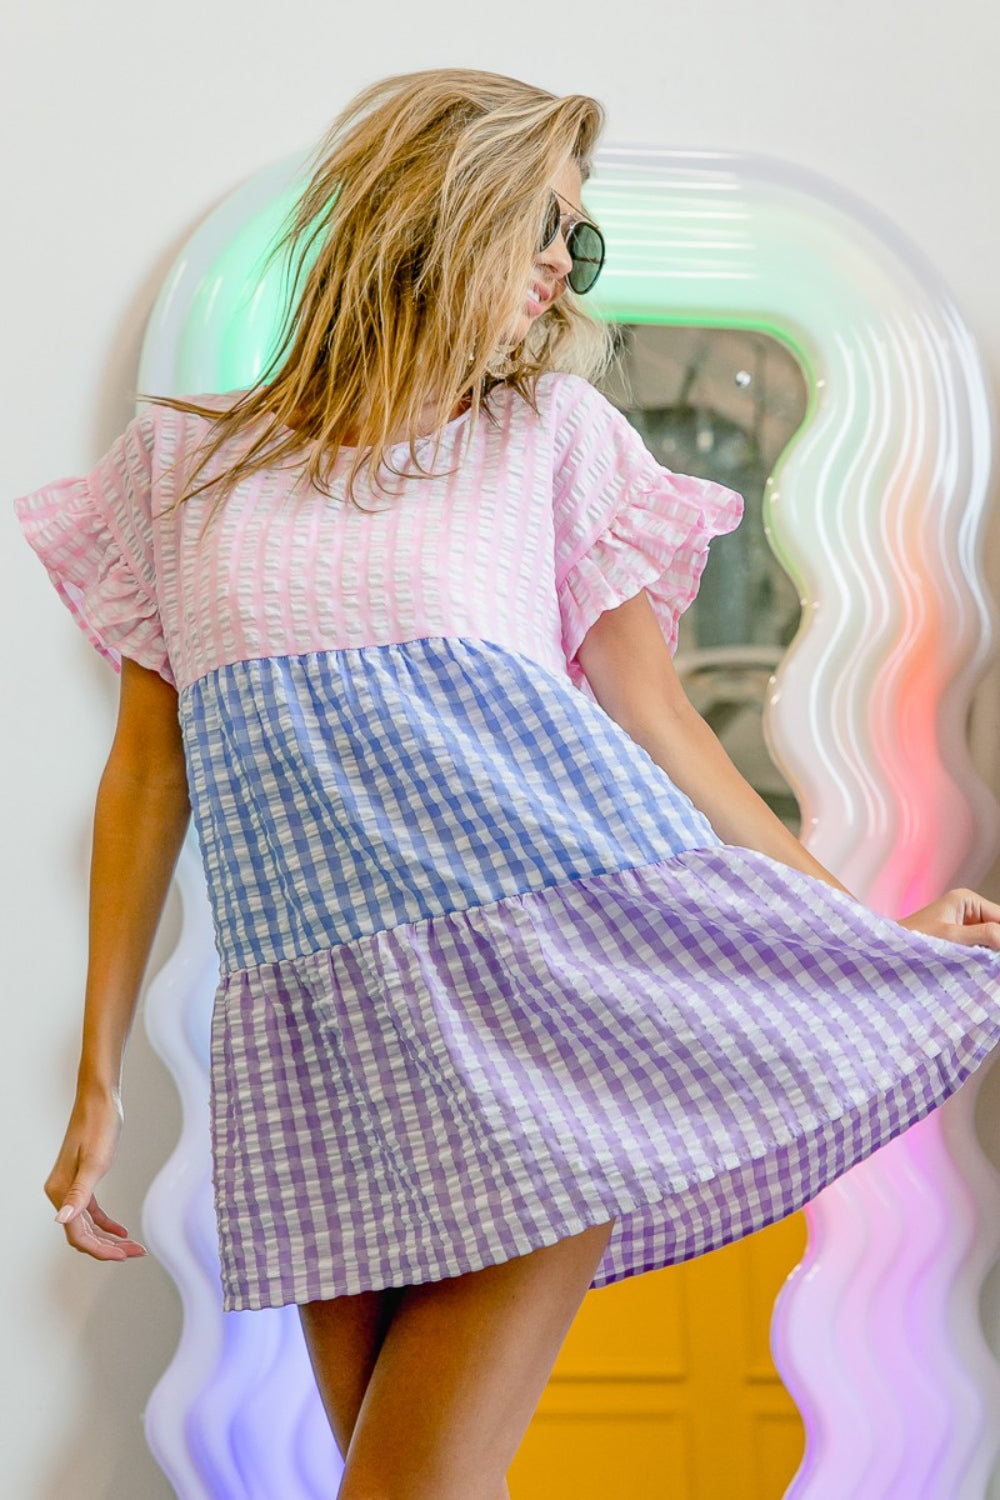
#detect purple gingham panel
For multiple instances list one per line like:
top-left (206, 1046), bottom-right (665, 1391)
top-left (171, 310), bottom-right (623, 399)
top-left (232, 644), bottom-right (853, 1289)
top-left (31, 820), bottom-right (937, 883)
top-left (210, 845), bottom-right (1000, 1310)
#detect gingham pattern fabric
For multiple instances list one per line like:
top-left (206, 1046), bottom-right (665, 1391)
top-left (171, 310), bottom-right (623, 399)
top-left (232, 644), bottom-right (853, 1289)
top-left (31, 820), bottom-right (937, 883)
top-left (12, 372), bottom-right (742, 701)
top-left (15, 373), bottom-right (1000, 1313)
top-left (212, 847), bottom-right (1000, 1308)
top-left (180, 637), bottom-right (719, 974)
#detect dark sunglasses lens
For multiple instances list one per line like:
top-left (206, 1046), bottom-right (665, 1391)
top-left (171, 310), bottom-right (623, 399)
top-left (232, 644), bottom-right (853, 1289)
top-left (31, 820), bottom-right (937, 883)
top-left (566, 221), bottom-right (605, 294)
top-left (536, 196), bottom-right (561, 255)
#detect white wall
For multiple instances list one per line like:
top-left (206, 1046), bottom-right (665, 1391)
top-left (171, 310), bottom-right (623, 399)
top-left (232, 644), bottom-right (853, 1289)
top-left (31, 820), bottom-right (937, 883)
top-left (5, 3), bottom-right (1000, 1494)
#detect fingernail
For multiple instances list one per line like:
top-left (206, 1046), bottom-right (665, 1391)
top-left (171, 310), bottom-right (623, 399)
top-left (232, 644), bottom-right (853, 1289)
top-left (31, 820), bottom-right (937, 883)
top-left (55, 1206), bottom-right (74, 1224)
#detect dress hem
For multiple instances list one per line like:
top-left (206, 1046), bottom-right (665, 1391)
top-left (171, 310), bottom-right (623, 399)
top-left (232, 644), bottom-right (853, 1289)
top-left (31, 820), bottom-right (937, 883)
top-left (218, 1012), bottom-right (1000, 1313)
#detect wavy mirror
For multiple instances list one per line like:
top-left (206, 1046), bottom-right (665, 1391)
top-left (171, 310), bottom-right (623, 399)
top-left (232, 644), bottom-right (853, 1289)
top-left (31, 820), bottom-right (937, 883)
top-left (136, 145), bottom-right (1000, 1498)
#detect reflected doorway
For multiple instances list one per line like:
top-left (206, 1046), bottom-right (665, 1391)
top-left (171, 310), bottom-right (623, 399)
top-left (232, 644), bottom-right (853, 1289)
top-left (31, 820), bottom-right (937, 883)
top-left (511, 325), bottom-right (810, 1500)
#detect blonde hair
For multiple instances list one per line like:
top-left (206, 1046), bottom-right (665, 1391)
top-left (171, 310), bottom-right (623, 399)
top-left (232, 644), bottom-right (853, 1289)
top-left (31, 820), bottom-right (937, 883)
top-left (141, 67), bottom-right (615, 519)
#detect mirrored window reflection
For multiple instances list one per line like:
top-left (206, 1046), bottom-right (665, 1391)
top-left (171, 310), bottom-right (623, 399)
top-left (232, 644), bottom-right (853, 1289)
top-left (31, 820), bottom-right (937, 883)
top-left (599, 326), bottom-right (808, 835)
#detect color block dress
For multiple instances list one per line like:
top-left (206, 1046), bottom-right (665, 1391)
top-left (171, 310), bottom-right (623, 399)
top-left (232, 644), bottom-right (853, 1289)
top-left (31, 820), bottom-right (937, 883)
top-left (15, 371), bottom-right (1000, 1312)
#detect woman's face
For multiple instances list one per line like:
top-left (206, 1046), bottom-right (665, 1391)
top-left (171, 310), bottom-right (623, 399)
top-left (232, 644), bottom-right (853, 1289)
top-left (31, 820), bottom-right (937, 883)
top-left (504, 158), bottom-right (583, 346)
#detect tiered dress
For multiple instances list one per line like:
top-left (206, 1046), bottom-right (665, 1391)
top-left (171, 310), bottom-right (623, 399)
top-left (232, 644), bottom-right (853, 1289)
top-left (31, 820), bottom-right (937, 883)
top-left (15, 371), bottom-right (1000, 1312)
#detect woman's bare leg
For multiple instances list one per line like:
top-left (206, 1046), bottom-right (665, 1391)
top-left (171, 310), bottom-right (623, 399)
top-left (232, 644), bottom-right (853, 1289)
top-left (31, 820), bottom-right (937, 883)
top-left (299, 1287), bottom-right (405, 1459)
top-left (336, 1218), bottom-right (615, 1500)
top-left (299, 1284), bottom-right (510, 1496)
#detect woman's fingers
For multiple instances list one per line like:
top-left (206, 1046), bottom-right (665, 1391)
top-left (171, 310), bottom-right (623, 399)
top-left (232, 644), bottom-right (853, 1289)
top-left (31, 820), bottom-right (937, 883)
top-left (939, 889), bottom-right (1000, 928)
top-left (938, 921), bottom-right (1000, 951)
top-left (88, 1200), bottom-right (131, 1238)
top-left (901, 888), bottom-right (1000, 948)
top-left (964, 894), bottom-right (1000, 927)
top-left (51, 1154), bottom-right (147, 1260)
top-left (61, 1196), bottom-right (146, 1259)
top-left (43, 1088), bottom-right (142, 1260)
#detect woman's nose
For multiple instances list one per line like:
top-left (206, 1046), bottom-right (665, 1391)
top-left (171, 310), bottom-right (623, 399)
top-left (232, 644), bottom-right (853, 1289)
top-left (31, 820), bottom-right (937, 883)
top-left (538, 231), bottom-right (573, 279)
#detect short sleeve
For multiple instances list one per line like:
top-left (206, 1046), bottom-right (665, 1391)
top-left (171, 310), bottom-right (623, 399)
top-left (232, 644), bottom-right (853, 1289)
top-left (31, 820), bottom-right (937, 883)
top-left (13, 412), bottom-right (176, 687)
top-left (551, 375), bottom-right (744, 691)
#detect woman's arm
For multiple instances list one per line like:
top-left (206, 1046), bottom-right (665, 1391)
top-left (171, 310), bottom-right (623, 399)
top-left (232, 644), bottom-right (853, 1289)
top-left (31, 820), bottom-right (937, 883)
top-left (45, 657), bottom-right (192, 1260)
top-left (577, 591), bottom-right (845, 887)
top-left (576, 591), bottom-right (1000, 946)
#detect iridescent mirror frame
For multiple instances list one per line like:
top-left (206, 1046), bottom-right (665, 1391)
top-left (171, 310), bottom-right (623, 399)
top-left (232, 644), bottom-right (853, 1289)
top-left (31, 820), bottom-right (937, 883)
top-left (137, 145), bottom-right (1000, 1498)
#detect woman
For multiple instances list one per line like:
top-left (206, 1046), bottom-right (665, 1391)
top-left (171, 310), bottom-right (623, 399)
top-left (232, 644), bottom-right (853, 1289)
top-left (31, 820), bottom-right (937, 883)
top-left (16, 67), bottom-right (1000, 1499)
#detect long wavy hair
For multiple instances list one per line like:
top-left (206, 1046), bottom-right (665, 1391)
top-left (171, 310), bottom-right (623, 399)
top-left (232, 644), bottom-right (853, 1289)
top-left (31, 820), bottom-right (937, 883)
top-left (140, 67), bottom-right (616, 519)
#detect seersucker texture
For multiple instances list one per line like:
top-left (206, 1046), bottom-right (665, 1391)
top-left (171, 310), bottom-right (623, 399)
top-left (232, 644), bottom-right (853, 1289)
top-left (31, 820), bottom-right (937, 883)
top-left (15, 371), bottom-right (1000, 1310)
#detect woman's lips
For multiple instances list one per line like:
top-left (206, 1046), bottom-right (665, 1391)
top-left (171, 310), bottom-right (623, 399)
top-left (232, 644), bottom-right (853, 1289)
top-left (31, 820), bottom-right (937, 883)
top-left (525, 282), bottom-right (554, 314)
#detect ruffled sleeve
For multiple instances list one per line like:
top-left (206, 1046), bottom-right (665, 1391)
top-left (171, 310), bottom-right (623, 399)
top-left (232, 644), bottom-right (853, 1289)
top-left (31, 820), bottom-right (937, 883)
top-left (14, 411), bottom-right (176, 687)
top-left (551, 374), bottom-right (743, 691)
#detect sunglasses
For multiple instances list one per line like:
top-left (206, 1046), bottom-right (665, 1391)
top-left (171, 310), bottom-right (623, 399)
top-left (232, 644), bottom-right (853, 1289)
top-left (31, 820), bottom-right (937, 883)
top-left (536, 190), bottom-right (606, 295)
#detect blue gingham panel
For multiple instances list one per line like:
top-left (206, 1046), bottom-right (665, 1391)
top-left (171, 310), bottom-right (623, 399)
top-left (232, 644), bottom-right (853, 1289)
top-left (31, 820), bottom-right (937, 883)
top-left (179, 637), bottom-right (720, 973)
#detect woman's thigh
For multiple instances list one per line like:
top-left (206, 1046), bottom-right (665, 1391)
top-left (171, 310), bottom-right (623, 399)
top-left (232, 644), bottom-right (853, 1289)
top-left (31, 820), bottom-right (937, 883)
top-left (299, 1285), bottom-right (406, 1458)
top-left (338, 1217), bottom-right (615, 1500)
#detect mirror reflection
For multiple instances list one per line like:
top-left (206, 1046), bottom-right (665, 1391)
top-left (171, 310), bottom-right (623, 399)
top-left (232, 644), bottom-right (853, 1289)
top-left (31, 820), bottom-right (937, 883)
top-left (599, 326), bottom-right (808, 835)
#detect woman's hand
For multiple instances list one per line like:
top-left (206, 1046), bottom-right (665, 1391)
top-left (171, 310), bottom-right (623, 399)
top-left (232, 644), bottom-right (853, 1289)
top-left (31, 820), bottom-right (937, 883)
top-left (900, 889), bottom-right (1000, 950)
top-left (46, 658), bottom-right (188, 1264)
top-left (44, 1083), bottom-right (146, 1260)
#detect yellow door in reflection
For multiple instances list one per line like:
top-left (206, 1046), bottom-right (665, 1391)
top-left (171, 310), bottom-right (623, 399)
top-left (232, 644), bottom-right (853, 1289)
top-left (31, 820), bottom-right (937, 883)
top-left (508, 1213), bottom-right (806, 1498)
